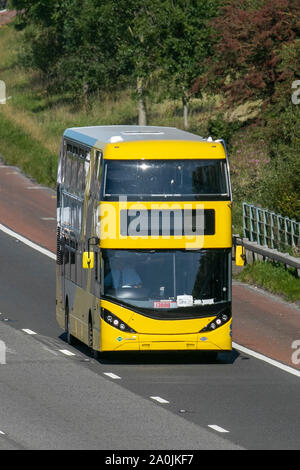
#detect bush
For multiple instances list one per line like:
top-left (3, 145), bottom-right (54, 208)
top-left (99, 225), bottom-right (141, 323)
top-left (207, 113), bottom-right (242, 151)
top-left (229, 128), bottom-right (270, 203)
top-left (236, 261), bottom-right (300, 303)
top-left (261, 104), bottom-right (300, 221)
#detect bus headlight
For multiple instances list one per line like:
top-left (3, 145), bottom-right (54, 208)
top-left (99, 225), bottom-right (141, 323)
top-left (200, 308), bottom-right (231, 332)
top-left (101, 309), bottom-right (136, 333)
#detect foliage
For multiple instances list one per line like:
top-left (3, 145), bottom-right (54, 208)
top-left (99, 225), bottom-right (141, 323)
top-left (260, 104), bottom-right (300, 220)
top-left (11, 0), bottom-right (132, 96)
top-left (207, 113), bottom-right (242, 151)
top-left (274, 38), bottom-right (300, 106)
top-left (155, 0), bottom-right (224, 125)
top-left (230, 128), bottom-right (271, 203)
top-left (10, 0), bottom-right (224, 122)
top-left (0, 112), bottom-right (56, 187)
top-left (235, 261), bottom-right (300, 303)
top-left (202, 0), bottom-right (300, 107)
top-left (198, 0), bottom-right (300, 223)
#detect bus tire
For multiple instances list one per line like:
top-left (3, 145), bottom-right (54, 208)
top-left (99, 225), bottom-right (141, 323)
top-left (65, 303), bottom-right (75, 346)
top-left (88, 315), bottom-right (99, 360)
top-left (205, 351), bottom-right (218, 362)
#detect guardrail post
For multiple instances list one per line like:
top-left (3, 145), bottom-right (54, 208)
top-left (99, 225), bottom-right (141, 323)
top-left (270, 212), bottom-right (275, 249)
top-left (242, 203), bottom-right (246, 238)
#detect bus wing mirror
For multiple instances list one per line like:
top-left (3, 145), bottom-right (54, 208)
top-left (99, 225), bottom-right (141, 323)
top-left (235, 245), bottom-right (245, 267)
top-left (83, 252), bottom-right (95, 269)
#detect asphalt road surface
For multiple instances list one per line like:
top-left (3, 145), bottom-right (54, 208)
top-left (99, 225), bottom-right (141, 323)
top-left (0, 163), bottom-right (299, 451)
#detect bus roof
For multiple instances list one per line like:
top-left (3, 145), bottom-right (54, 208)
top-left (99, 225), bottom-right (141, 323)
top-left (64, 125), bottom-right (208, 147)
top-left (63, 126), bottom-right (227, 159)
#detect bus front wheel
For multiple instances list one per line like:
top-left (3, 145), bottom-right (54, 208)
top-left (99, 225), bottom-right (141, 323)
top-left (65, 303), bottom-right (75, 346)
top-left (88, 315), bottom-right (99, 360)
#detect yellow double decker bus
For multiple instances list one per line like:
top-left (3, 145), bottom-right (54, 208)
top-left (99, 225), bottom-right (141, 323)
top-left (56, 125), bottom-right (238, 358)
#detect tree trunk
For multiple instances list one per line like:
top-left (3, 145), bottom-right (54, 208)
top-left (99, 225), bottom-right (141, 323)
top-left (83, 82), bottom-right (89, 110)
top-left (182, 94), bottom-right (189, 129)
top-left (137, 77), bottom-right (147, 126)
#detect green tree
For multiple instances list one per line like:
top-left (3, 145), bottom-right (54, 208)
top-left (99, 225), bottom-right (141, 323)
top-left (53, 0), bottom-right (131, 101)
top-left (260, 36), bottom-right (300, 220)
top-left (113, 0), bottom-right (225, 127)
top-left (12, 0), bottom-right (226, 127)
top-left (11, 0), bottom-right (132, 98)
top-left (261, 104), bottom-right (300, 220)
top-left (11, 0), bottom-right (67, 75)
top-left (157, 0), bottom-right (223, 129)
top-left (114, 0), bottom-right (163, 125)
top-left (12, 0), bottom-right (162, 118)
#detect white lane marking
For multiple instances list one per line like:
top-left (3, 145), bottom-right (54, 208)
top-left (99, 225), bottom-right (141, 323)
top-left (208, 425), bottom-right (229, 433)
top-left (42, 346), bottom-right (58, 356)
top-left (59, 349), bottom-right (76, 357)
top-left (0, 224), bottom-right (56, 261)
top-left (233, 342), bottom-right (300, 379)
top-left (150, 396), bottom-right (170, 404)
top-left (0, 430), bottom-right (5, 435)
top-left (104, 372), bottom-right (121, 380)
top-left (41, 217), bottom-right (55, 221)
top-left (22, 329), bottom-right (37, 335)
top-left (26, 186), bottom-right (42, 190)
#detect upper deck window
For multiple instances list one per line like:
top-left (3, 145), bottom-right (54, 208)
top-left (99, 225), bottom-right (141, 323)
top-left (102, 159), bottom-right (229, 201)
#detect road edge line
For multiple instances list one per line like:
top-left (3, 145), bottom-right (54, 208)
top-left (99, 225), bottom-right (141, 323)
top-left (232, 341), bottom-right (300, 378)
top-left (0, 223), bottom-right (56, 261)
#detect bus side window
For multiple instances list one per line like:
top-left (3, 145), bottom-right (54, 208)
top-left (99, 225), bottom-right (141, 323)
top-left (78, 158), bottom-right (84, 193)
top-left (64, 237), bottom-right (70, 279)
top-left (96, 150), bottom-right (103, 195)
top-left (70, 198), bottom-right (75, 232)
top-left (62, 144), bottom-right (72, 186)
top-left (84, 151), bottom-right (90, 189)
top-left (66, 151), bottom-right (72, 188)
top-left (59, 141), bottom-right (67, 185)
top-left (62, 193), bottom-right (70, 227)
top-left (90, 150), bottom-right (101, 198)
top-left (95, 151), bottom-right (103, 180)
top-left (70, 238), bottom-right (76, 284)
top-left (71, 147), bottom-right (78, 190)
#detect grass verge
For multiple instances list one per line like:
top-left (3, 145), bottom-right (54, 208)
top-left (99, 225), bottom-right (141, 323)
top-left (234, 261), bottom-right (300, 304)
top-left (0, 113), bottom-right (57, 187)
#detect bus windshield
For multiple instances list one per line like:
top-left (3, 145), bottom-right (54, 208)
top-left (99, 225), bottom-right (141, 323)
top-left (102, 159), bottom-right (229, 200)
top-left (102, 249), bottom-right (230, 317)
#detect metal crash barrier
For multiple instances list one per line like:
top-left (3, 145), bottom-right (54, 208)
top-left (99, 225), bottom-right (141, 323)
top-left (242, 202), bottom-right (300, 252)
top-left (233, 235), bottom-right (300, 277)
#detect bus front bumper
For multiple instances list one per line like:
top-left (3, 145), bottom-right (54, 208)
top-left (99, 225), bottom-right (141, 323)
top-left (100, 319), bottom-right (232, 352)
